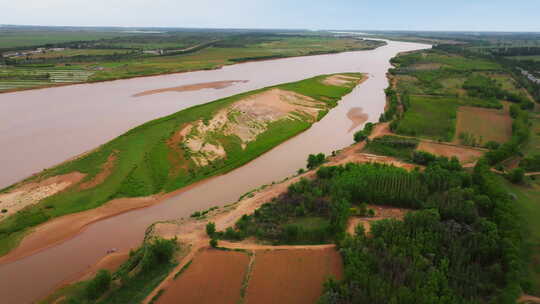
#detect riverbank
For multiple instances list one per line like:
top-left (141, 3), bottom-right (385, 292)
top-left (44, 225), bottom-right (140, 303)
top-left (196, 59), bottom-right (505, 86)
top-left (0, 39), bottom-right (385, 94)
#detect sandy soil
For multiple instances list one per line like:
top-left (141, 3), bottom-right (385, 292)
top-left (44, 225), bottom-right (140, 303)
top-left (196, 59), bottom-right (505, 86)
top-left (78, 252), bottom-right (129, 281)
top-left (156, 248), bottom-right (250, 304)
top-left (417, 141), bottom-right (485, 164)
top-left (347, 107), bottom-right (368, 132)
top-left (0, 172), bottom-right (85, 221)
top-left (244, 248), bottom-right (343, 304)
top-left (323, 74), bottom-right (361, 87)
top-left (347, 205), bottom-right (409, 235)
top-left (185, 88), bottom-right (325, 165)
top-left (0, 195), bottom-right (160, 264)
top-left (132, 80), bottom-right (248, 97)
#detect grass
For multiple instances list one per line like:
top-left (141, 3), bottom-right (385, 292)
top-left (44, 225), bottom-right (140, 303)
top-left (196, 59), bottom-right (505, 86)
top-left (523, 116), bottom-right (540, 157)
top-left (394, 95), bottom-right (458, 141)
top-left (0, 30), bottom-right (136, 49)
top-left (0, 74), bottom-right (362, 257)
top-left (364, 135), bottom-right (419, 160)
top-left (500, 177), bottom-right (540, 296)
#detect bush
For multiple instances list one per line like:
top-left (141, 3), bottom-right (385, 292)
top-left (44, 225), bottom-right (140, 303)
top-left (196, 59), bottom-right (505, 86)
top-left (209, 238), bottom-right (218, 248)
top-left (141, 238), bottom-right (177, 272)
top-left (206, 222), bottom-right (216, 237)
top-left (508, 168), bottom-right (525, 184)
top-left (307, 153), bottom-right (326, 170)
top-left (85, 269), bottom-right (111, 300)
top-left (485, 141), bottom-right (500, 150)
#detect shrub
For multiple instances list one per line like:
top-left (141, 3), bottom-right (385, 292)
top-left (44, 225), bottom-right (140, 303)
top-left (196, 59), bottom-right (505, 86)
top-left (85, 269), bottom-right (111, 300)
top-left (508, 168), bottom-right (525, 184)
top-left (206, 222), bottom-right (216, 237)
top-left (209, 238), bottom-right (218, 248)
top-left (307, 153), bottom-right (326, 170)
top-left (141, 238), bottom-right (177, 272)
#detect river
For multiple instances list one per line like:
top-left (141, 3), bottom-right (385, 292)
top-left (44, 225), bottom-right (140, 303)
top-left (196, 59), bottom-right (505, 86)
top-left (0, 39), bottom-right (429, 303)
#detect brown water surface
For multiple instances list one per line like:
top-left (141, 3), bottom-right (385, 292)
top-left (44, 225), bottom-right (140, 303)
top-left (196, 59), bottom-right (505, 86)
top-left (0, 39), bottom-right (429, 303)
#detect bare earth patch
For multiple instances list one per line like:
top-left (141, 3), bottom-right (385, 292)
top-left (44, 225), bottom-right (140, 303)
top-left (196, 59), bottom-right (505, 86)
top-left (132, 80), bottom-right (248, 97)
top-left (156, 248), bottom-right (249, 304)
top-left (454, 106), bottom-right (512, 144)
top-left (245, 248), bottom-right (343, 304)
top-left (323, 74), bottom-right (362, 87)
top-left (418, 141), bottom-right (484, 164)
top-left (185, 88), bottom-right (325, 165)
top-left (0, 172), bottom-right (85, 221)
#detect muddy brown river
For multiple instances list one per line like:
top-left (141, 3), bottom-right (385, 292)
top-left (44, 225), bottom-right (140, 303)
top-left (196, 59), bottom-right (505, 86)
top-left (0, 39), bottom-right (429, 303)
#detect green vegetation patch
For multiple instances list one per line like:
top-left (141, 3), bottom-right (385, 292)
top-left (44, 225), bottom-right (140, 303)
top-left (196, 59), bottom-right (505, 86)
top-left (393, 95), bottom-right (458, 141)
top-left (364, 135), bottom-right (419, 160)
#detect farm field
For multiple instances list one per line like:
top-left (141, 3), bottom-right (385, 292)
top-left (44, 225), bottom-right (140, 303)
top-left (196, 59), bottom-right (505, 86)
top-left (454, 106), bottom-right (513, 145)
top-left (157, 248), bottom-right (250, 304)
top-left (394, 95), bottom-right (458, 141)
top-left (524, 116), bottom-right (540, 157)
top-left (245, 248), bottom-right (343, 304)
top-left (20, 48), bottom-right (134, 60)
top-left (507, 55), bottom-right (540, 61)
top-left (417, 141), bottom-right (484, 163)
top-left (501, 178), bottom-right (540, 296)
top-left (0, 29), bottom-right (136, 48)
top-left (1, 31), bottom-right (384, 91)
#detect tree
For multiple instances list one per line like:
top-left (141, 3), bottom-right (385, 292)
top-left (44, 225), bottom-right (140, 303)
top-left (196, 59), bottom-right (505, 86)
top-left (508, 168), bottom-right (525, 184)
top-left (307, 153), bottom-right (326, 170)
top-left (206, 222), bottom-right (216, 237)
top-left (210, 238), bottom-right (218, 248)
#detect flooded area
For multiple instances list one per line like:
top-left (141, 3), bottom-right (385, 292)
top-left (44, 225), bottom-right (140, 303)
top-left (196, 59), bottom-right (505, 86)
top-left (0, 39), bottom-right (429, 303)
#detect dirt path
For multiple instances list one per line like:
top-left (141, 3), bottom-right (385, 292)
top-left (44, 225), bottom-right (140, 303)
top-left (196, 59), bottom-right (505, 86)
top-left (519, 294), bottom-right (540, 303)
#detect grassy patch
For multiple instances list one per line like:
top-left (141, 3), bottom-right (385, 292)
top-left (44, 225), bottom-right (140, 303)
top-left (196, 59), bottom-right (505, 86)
top-left (394, 95), bottom-right (458, 141)
top-left (523, 116), bottom-right (540, 157)
top-left (500, 177), bottom-right (540, 296)
top-left (364, 135), bottom-right (419, 160)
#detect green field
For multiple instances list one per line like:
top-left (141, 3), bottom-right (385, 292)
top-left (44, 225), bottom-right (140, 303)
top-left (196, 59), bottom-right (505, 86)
top-left (507, 55), bottom-right (540, 61)
top-left (0, 73), bottom-right (363, 256)
top-left (0, 30), bottom-right (384, 91)
top-left (394, 95), bottom-right (458, 141)
top-left (0, 30), bottom-right (136, 49)
top-left (501, 177), bottom-right (540, 295)
top-left (524, 116), bottom-right (540, 157)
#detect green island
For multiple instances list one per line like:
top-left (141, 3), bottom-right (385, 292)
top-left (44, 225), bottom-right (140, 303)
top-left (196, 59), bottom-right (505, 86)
top-left (0, 73), bottom-right (365, 256)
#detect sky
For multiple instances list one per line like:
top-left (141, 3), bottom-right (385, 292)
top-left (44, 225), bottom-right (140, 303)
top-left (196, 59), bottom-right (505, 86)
top-left (1, 0), bottom-right (539, 32)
